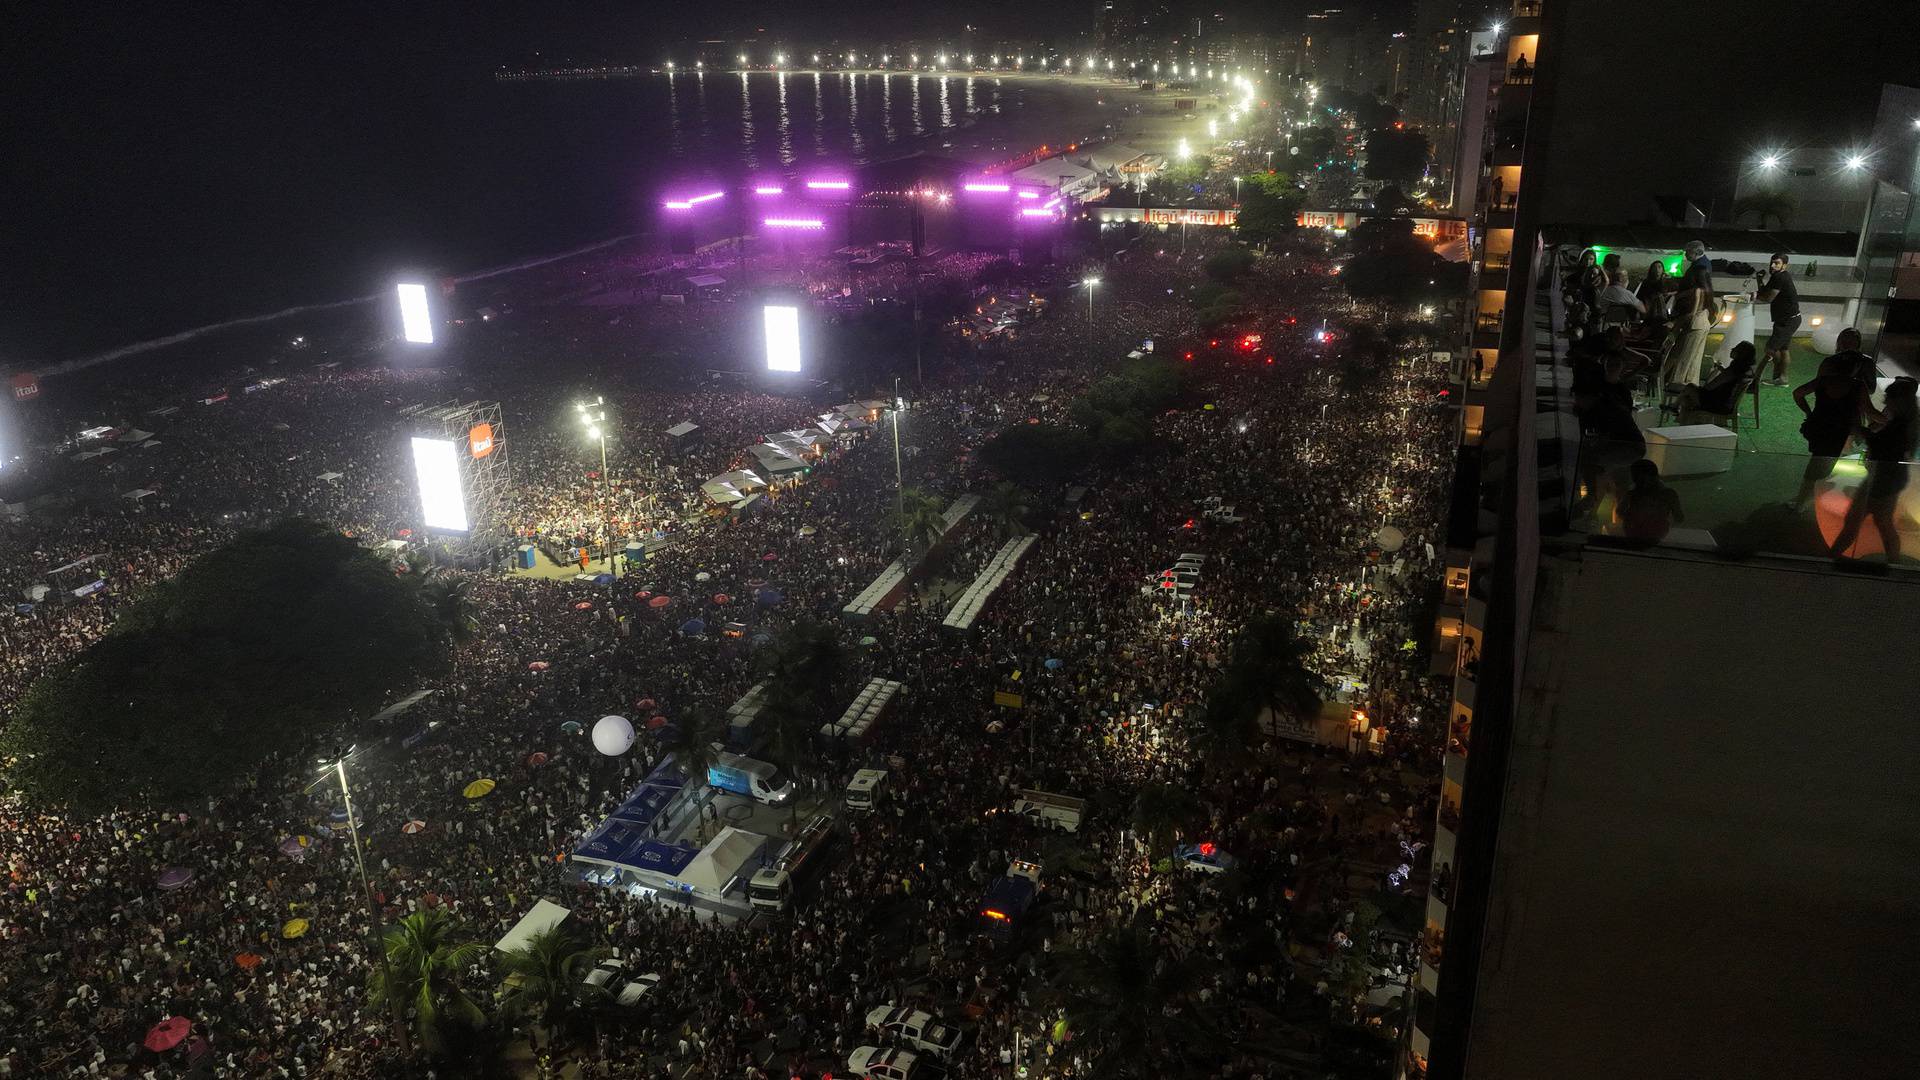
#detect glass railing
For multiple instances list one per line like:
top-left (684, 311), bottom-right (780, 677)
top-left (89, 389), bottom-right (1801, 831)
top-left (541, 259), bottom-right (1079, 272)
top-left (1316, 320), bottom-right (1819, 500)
top-left (1568, 435), bottom-right (1920, 568)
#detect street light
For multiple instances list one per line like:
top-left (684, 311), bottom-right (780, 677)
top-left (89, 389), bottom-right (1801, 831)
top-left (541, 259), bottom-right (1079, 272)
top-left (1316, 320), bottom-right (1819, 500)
top-left (575, 397), bottom-right (616, 576)
top-left (1083, 278), bottom-right (1101, 326)
top-left (312, 748), bottom-right (409, 1055)
top-left (890, 379), bottom-right (905, 546)
top-left (1233, 175), bottom-right (1242, 203)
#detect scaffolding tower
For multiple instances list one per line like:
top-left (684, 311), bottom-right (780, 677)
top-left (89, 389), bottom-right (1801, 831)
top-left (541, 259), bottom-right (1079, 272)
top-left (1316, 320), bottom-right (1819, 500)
top-left (415, 400), bottom-right (510, 560)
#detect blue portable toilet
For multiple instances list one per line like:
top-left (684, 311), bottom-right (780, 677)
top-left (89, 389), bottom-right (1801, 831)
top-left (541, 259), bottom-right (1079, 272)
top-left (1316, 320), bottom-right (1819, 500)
top-left (516, 545), bottom-right (537, 570)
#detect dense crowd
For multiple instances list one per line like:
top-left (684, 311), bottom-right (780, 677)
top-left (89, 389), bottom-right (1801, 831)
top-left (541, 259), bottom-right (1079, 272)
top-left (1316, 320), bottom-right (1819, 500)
top-left (0, 234), bottom-right (1456, 1079)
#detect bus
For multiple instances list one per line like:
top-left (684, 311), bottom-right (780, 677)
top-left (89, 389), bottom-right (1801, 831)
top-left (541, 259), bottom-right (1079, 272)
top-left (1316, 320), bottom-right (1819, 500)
top-left (748, 814), bottom-right (838, 912)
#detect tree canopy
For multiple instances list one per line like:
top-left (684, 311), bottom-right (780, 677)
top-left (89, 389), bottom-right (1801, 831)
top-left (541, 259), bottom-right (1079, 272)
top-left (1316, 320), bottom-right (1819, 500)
top-left (1340, 218), bottom-right (1468, 308)
top-left (0, 519), bottom-right (448, 813)
top-left (1234, 172), bottom-right (1301, 245)
top-left (1363, 127), bottom-right (1431, 187)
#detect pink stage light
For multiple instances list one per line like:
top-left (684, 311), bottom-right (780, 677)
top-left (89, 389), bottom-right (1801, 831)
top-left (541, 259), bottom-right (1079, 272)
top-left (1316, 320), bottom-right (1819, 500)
top-left (963, 183), bottom-right (1011, 193)
top-left (1019, 208), bottom-right (1056, 218)
top-left (1016, 190), bottom-right (1041, 199)
top-left (764, 217), bottom-right (826, 229)
top-left (664, 190), bottom-right (725, 209)
top-left (804, 180), bottom-right (850, 190)
top-left (753, 185), bottom-right (785, 195)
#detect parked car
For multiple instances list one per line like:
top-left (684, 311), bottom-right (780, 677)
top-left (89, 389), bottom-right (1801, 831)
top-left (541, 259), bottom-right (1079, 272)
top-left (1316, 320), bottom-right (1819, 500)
top-left (1174, 842), bottom-right (1237, 874)
top-left (581, 959), bottom-right (661, 1008)
top-left (865, 1005), bottom-right (965, 1057)
top-left (847, 1045), bottom-right (944, 1080)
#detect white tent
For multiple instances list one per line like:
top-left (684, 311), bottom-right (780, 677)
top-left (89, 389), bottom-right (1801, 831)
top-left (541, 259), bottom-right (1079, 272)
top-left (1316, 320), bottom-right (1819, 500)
top-left (315, 472), bottom-right (344, 482)
top-left (676, 827), bottom-right (768, 895)
top-left (747, 443), bottom-right (807, 474)
top-left (122, 489), bottom-right (156, 501)
top-left (665, 421), bottom-right (700, 438)
top-left (494, 899), bottom-right (572, 953)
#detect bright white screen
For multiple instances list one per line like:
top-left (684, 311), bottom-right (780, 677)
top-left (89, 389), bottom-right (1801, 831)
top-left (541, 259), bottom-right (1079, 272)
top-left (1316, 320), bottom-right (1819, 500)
top-left (397, 283), bottom-right (433, 344)
top-left (410, 437), bottom-right (469, 532)
top-left (764, 304), bottom-right (801, 372)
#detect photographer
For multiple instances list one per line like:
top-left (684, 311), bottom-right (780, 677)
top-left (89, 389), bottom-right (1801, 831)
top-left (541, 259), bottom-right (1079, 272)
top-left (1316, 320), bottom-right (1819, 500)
top-left (1752, 252), bottom-right (1801, 385)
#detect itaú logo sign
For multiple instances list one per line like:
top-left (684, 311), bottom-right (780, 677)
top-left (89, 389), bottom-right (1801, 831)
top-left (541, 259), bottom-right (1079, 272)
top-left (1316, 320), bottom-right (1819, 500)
top-left (469, 423), bottom-right (496, 459)
top-left (10, 373), bottom-right (38, 401)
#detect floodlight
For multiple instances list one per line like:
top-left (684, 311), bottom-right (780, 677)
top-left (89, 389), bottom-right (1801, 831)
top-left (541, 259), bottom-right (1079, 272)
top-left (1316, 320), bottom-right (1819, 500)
top-left (763, 218), bottom-right (826, 229)
top-left (1844, 153), bottom-right (1867, 170)
top-left (410, 437), bottom-right (468, 532)
top-left (396, 283), bottom-right (433, 344)
top-left (764, 304), bottom-right (802, 372)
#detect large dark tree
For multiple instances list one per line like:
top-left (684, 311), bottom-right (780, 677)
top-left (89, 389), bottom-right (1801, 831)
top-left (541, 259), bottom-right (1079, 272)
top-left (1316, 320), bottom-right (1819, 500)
top-left (1052, 926), bottom-right (1220, 1077)
top-left (1363, 128), bottom-right (1431, 187)
top-left (1340, 218), bottom-right (1468, 309)
top-left (979, 423), bottom-right (1093, 487)
top-left (0, 520), bottom-right (447, 813)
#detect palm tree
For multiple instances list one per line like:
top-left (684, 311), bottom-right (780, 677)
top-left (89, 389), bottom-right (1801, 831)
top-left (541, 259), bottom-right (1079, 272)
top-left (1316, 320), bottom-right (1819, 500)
top-left (1193, 681), bottom-right (1260, 766)
top-left (1237, 617), bottom-right (1326, 729)
top-left (891, 486), bottom-right (949, 553)
top-left (758, 621), bottom-right (845, 824)
top-left (1130, 783), bottom-right (1202, 859)
top-left (496, 925), bottom-right (603, 1048)
top-left (1051, 926), bottom-right (1219, 1078)
top-left (369, 908), bottom-right (490, 1058)
top-left (422, 577), bottom-right (480, 647)
top-left (977, 480), bottom-right (1034, 540)
top-left (657, 709), bottom-right (728, 839)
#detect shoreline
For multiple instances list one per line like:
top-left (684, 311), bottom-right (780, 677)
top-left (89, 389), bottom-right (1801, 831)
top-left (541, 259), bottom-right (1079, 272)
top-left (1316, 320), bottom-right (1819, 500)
top-left (28, 72), bottom-right (1228, 382)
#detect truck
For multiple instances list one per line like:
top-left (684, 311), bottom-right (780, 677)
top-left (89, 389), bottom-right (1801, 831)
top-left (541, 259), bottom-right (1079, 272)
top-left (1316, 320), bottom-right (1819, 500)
top-left (845, 768), bottom-right (889, 812)
top-left (748, 813), bottom-right (837, 912)
top-left (1011, 789), bottom-right (1086, 833)
top-left (977, 859), bottom-right (1042, 941)
top-left (707, 752), bottom-right (793, 805)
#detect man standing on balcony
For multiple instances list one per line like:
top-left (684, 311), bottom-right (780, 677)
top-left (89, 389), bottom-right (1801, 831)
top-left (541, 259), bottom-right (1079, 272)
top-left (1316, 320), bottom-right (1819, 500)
top-left (1662, 240), bottom-right (1717, 387)
top-left (1754, 252), bottom-right (1801, 386)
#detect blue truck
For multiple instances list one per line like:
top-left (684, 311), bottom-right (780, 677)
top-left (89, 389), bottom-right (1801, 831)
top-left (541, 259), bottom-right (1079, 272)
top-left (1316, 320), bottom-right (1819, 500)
top-left (976, 860), bottom-right (1042, 941)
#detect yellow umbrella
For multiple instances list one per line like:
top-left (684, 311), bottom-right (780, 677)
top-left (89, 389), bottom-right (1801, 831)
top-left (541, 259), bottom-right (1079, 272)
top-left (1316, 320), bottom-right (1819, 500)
top-left (462, 778), bottom-right (496, 799)
top-left (281, 918), bottom-right (310, 940)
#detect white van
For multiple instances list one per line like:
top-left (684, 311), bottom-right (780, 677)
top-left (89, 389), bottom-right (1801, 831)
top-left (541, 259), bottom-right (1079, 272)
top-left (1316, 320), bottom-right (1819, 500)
top-left (845, 768), bottom-right (888, 812)
top-left (1011, 789), bottom-right (1086, 833)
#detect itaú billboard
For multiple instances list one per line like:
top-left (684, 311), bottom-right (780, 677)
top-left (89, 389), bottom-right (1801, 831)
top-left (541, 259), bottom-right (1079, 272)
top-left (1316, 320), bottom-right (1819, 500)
top-left (1091, 206), bottom-right (1239, 226)
top-left (410, 436), bottom-right (469, 532)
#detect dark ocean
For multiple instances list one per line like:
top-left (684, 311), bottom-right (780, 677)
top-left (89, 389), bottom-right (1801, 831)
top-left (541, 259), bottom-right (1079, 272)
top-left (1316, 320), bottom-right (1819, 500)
top-left (6, 71), bottom-right (1100, 367)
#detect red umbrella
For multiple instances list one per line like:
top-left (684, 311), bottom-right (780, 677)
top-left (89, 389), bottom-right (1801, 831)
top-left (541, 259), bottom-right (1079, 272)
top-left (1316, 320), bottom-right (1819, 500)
top-left (574, 601), bottom-right (593, 611)
top-left (633, 590), bottom-right (653, 600)
top-left (635, 697), bottom-right (657, 711)
top-left (647, 595), bottom-right (671, 609)
top-left (712, 593), bottom-right (732, 605)
top-left (144, 1016), bottom-right (192, 1053)
top-left (527, 661), bottom-right (550, 671)
top-left (401, 819), bottom-right (426, 834)
top-left (526, 752), bottom-right (548, 767)
top-left (761, 552), bottom-right (778, 561)
top-left (234, 953), bottom-right (262, 971)
top-left (646, 714), bottom-right (669, 729)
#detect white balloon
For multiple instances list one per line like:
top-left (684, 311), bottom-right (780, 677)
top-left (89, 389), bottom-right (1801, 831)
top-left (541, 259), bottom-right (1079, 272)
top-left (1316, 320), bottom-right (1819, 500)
top-left (592, 715), bottom-right (635, 756)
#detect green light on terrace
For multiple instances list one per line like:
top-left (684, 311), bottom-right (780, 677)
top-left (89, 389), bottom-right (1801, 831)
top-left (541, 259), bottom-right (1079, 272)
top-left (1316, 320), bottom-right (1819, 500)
top-left (1586, 245), bottom-right (1686, 278)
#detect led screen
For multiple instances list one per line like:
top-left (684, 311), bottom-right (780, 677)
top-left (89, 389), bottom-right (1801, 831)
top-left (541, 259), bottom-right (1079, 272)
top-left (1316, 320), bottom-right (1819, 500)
top-left (410, 436), bottom-right (469, 531)
top-left (397, 283), bottom-right (433, 344)
top-left (764, 305), bottom-right (802, 373)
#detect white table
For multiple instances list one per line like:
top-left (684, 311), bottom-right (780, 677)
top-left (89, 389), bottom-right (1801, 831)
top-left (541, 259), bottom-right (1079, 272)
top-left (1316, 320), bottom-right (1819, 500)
top-left (1644, 424), bottom-right (1738, 477)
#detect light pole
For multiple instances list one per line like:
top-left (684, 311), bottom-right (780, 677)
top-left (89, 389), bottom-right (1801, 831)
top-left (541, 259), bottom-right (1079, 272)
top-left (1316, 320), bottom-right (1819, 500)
top-left (890, 378), bottom-right (905, 549)
top-left (575, 398), bottom-right (615, 576)
top-left (1233, 175), bottom-right (1242, 204)
top-left (317, 750), bottom-right (409, 1055)
top-left (1083, 277), bottom-right (1101, 327)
